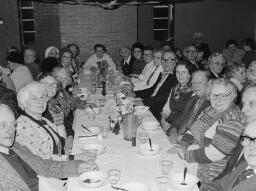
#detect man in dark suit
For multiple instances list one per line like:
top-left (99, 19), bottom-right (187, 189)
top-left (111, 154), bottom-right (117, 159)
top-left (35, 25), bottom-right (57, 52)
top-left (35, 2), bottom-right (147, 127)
top-left (208, 52), bottom-right (226, 79)
top-left (135, 51), bottom-right (178, 121)
top-left (166, 70), bottom-right (211, 141)
top-left (119, 46), bottom-right (135, 76)
top-left (201, 120), bottom-right (256, 191)
top-left (192, 32), bottom-right (210, 60)
top-left (183, 45), bottom-right (205, 71)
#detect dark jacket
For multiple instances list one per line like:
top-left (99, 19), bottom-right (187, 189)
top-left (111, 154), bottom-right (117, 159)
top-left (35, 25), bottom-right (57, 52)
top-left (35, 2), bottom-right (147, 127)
top-left (121, 56), bottom-right (136, 76)
top-left (141, 73), bottom-right (177, 120)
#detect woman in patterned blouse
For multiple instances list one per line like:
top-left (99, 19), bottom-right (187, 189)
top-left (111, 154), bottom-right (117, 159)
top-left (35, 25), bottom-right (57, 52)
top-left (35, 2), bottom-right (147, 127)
top-left (16, 82), bottom-right (96, 161)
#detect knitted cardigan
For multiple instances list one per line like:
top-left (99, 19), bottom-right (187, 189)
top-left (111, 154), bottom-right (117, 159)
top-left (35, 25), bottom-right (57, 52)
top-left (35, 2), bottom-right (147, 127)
top-left (180, 104), bottom-right (246, 184)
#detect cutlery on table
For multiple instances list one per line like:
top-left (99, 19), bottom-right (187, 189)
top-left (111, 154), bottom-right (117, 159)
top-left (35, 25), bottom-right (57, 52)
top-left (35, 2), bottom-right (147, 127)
top-left (111, 185), bottom-right (129, 191)
top-left (89, 105), bottom-right (95, 113)
top-left (83, 179), bottom-right (101, 184)
top-left (149, 138), bottom-right (153, 151)
top-left (81, 124), bottom-right (92, 133)
top-left (78, 135), bottom-right (98, 138)
top-left (181, 167), bottom-right (188, 185)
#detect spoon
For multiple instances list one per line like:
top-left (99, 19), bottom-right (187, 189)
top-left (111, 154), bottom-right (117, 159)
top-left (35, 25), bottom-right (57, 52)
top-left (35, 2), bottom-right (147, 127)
top-left (149, 138), bottom-right (153, 151)
top-left (181, 167), bottom-right (188, 185)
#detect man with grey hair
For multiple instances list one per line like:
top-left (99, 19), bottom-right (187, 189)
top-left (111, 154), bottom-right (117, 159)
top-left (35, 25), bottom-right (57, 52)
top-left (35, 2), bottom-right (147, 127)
top-left (119, 46), bottom-right (135, 76)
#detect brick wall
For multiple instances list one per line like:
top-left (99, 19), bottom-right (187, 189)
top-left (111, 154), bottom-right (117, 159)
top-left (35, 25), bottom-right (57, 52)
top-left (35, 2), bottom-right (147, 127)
top-left (33, 2), bottom-right (61, 61)
top-left (59, 4), bottom-right (137, 63)
top-left (0, 0), bottom-right (20, 67)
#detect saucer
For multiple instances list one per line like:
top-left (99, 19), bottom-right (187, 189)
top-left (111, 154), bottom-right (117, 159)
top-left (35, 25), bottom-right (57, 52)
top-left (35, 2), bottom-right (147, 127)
top-left (141, 126), bottom-right (162, 133)
top-left (136, 150), bottom-right (159, 158)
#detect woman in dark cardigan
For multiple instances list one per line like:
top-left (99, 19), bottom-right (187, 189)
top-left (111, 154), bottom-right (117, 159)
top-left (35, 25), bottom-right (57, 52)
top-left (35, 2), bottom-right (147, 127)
top-left (161, 60), bottom-right (194, 131)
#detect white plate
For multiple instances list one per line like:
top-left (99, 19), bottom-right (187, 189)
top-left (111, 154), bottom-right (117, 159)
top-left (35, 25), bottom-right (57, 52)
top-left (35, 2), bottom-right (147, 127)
top-left (82, 144), bottom-right (106, 155)
top-left (123, 182), bottom-right (150, 191)
top-left (79, 171), bottom-right (106, 188)
top-left (139, 143), bottom-right (160, 156)
top-left (136, 150), bottom-right (159, 158)
top-left (141, 126), bottom-right (162, 133)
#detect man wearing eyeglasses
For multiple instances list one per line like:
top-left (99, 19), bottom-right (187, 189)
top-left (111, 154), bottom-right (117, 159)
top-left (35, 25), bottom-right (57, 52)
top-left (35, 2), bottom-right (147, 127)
top-left (201, 85), bottom-right (256, 191)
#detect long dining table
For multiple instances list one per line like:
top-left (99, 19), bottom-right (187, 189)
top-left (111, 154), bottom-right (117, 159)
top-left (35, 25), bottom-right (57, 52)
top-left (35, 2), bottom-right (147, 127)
top-left (67, 73), bottom-right (198, 191)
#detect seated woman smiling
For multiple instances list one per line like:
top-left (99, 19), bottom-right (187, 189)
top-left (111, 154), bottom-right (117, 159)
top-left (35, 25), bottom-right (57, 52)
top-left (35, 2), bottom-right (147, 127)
top-left (170, 78), bottom-right (246, 185)
top-left (0, 104), bottom-right (98, 191)
top-left (15, 82), bottom-right (95, 161)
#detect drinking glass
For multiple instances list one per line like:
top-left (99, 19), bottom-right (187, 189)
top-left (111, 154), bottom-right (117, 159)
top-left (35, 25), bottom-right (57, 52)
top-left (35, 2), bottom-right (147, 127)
top-left (88, 112), bottom-right (96, 120)
top-left (137, 132), bottom-right (149, 144)
top-left (160, 159), bottom-right (173, 175)
top-left (102, 126), bottom-right (109, 139)
top-left (99, 98), bottom-right (106, 107)
top-left (90, 86), bottom-right (97, 95)
top-left (107, 169), bottom-right (121, 185)
top-left (155, 176), bottom-right (170, 191)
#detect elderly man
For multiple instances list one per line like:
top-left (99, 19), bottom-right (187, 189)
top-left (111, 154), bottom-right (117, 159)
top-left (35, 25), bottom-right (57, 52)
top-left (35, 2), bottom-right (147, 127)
top-left (201, 120), bottom-right (256, 191)
top-left (119, 46), bottom-right (135, 76)
top-left (0, 104), bottom-right (98, 191)
top-left (166, 70), bottom-right (211, 141)
top-left (131, 47), bottom-right (155, 82)
top-left (183, 45), bottom-right (204, 70)
top-left (133, 49), bottom-right (164, 91)
top-left (208, 52), bottom-right (226, 79)
top-left (136, 51), bottom-right (178, 120)
top-left (192, 32), bottom-right (210, 59)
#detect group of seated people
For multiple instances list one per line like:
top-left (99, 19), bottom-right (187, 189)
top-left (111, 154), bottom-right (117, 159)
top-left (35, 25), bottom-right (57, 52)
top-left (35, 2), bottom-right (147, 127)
top-left (1, 34), bottom-right (256, 190)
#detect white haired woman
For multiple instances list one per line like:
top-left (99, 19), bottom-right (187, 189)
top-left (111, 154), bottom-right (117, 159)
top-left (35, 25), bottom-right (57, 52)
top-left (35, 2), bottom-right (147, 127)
top-left (16, 82), bottom-right (95, 161)
top-left (170, 78), bottom-right (246, 185)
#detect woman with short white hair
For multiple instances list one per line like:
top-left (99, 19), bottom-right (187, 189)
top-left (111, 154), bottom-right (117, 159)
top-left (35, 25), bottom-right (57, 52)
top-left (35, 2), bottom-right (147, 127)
top-left (16, 81), bottom-right (95, 161)
top-left (170, 78), bottom-right (246, 185)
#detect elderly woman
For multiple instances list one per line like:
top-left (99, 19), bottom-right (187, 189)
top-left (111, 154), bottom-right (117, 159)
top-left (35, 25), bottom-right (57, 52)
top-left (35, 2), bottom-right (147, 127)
top-left (0, 104), bottom-right (98, 191)
top-left (171, 78), bottom-right (245, 185)
top-left (52, 67), bottom-right (87, 137)
top-left (59, 47), bottom-right (74, 75)
top-left (16, 82), bottom-right (94, 161)
top-left (208, 52), bottom-right (227, 79)
top-left (45, 46), bottom-right (59, 59)
top-left (16, 82), bottom-right (66, 159)
top-left (131, 42), bottom-right (146, 75)
top-left (23, 48), bottom-right (41, 80)
top-left (84, 44), bottom-right (116, 72)
top-left (67, 43), bottom-right (83, 74)
top-left (161, 60), bottom-right (193, 130)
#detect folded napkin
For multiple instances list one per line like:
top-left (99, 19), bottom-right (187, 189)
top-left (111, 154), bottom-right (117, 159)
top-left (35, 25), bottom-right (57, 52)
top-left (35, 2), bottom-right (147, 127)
top-left (67, 177), bottom-right (110, 191)
top-left (38, 175), bottom-right (66, 191)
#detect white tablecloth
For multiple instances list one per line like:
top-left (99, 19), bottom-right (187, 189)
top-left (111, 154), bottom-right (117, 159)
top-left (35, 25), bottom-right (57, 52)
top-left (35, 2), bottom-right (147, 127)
top-left (70, 108), bottom-right (198, 191)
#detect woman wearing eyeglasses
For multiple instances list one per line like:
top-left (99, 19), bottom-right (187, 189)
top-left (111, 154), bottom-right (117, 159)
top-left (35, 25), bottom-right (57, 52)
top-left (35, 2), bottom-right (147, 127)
top-left (170, 78), bottom-right (246, 185)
